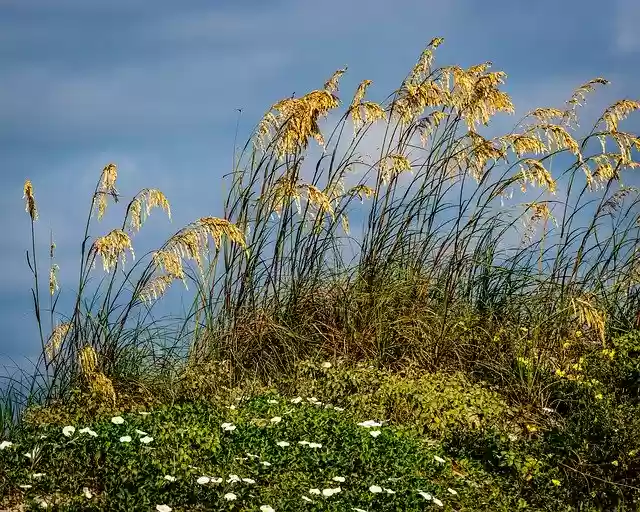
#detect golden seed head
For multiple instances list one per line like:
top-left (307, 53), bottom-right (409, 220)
top-left (95, 163), bottom-right (119, 220)
top-left (267, 89), bottom-right (340, 157)
top-left (152, 250), bottom-right (185, 281)
top-left (302, 184), bottom-right (334, 220)
top-left (602, 99), bottom-right (640, 133)
top-left (500, 134), bottom-right (547, 157)
top-left (519, 159), bottom-right (557, 195)
top-left (92, 229), bottom-right (135, 273)
top-left (23, 179), bottom-right (38, 221)
top-left (165, 217), bottom-right (246, 272)
top-left (49, 264), bottom-right (60, 296)
top-left (128, 188), bottom-right (171, 233)
top-left (324, 67), bottom-right (347, 94)
top-left (137, 274), bottom-right (175, 303)
top-left (44, 322), bottom-right (71, 362)
top-left (347, 184), bottom-right (376, 202)
top-left (379, 154), bottom-right (412, 185)
top-left (79, 345), bottom-right (98, 377)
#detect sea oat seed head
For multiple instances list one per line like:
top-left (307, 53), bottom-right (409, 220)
top-left (23, 179), bottom-right (38, 221)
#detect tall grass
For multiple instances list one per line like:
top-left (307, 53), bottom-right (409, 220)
top-left (3, 38), bottom-right (640, 500)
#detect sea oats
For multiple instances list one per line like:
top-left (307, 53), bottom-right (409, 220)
top-left (347, 184), bottom-right (376, 202)
top-left (519, 159), bottom-right (557, 195)
top-left (270, 89), bottom-right (340, 157)
top-left (340, 214), bottom-right (350, 235)
top-left (417, 110), bottom-right (448, 147)
top-left (44, 322), bottom-right (71, 362)
top-left (153, 250), bottom-right (185, 281)
top-left (602, 99), bottom-right (640, 133)
top-left (464, 131), bottom-right (507, 182)
top-left (500, 134), bottom-right (547, 157)
top-left (602, 186), bottom-right (638, 215)
top-left (610, 131), bottom-right (640, 165)
top-left (394, 80), bottom-right (449, 125)
top-left (96, 163), bottom-right (119, 220)
top-left (23, 179), bottom-right (38, 221)
top-left (49, 263), bottom-right (60, 296)
top-left (88, 370), bottom-right (116, 407)
top-left (527, 107), bottom-right (567, 124)
top-left (128, 188), bottom-right (171, 233)
top-left (536, 124), bottom-right (581, 157)
top-left (138, 274), bottom-right (175, 302)
top-left (164, 217), bottom-right (246, 272)
top-left (302, 184), bottom-right (334, 220)
top-left (324, 67), bottom-right (347, 94)
top-left (571, 293), bottom-right (606, 345)
top-left (92, 229), bottom-right (135, 273)
top-left (379, 154), bottom-right (412, 185)
top-left (79, 345), bottom-right (98, 377)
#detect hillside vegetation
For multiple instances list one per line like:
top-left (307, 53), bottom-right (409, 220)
top-left (2, 38), bottom-right (640, 511)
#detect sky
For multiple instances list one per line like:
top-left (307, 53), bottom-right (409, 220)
top-left (1, 0), bottom-right (639, 389)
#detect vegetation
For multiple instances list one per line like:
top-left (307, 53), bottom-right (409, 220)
top-left (2, 37), bottom-right (640, 510)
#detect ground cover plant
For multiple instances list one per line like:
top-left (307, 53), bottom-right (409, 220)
top-left (2, 37), bottom-right (640, 510)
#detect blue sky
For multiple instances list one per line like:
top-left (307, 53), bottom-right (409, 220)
top-left (1, 0), bottom-right (639, 385)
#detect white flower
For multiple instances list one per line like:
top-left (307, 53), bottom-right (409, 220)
top-left (19, 484), bottom-right (32, 489)
top-left (542, 407), bottom-right (555, 413)
top-left (156, 506), bottom-right (171, 512)
top-left (62, 425), bottom-right (75, 437)
top-left (197, 476), bottom-right (210, 485)
top-left (309, 442), bottom-right (323, 449)
top-left (333, 406), bottom-right (345, 412)
top-left (358, 420), bottom-right (382, 428)
top-left (79, 427), bottom-right (98, 437)
top-left (276, 441), bottom-right (290, 447)
top-left (302, 495), bottom-right (314, 502)
top-left (385, 488), bottom-right (396, 494)
top-left (369, 485), bottom-right (383, 493)
top-left (31, 473), bottom-right (45, 479)
top-left (332, 476), bottom-right (345, 482)
top-left (140, 436), bottom-right (154, 444)
top-left (321, 362), bottom-right (332, 368)
top-left (307, 397), bottom-right (318, 403)
top-left (291, 397), bottom-right (303, 404)
top-left (139, 411), bottom-right (151, 416)
top-left (135, 429), bottom-right (148, 436)
top-left (83, 487), bottom-right (93, 499)
top-left (224, 492), bottom-right (237, 501)
top-left (242, 478), bottom-right (256, 484)
top-left (119, 435), bottom-right (132, 443)
top-left (270, 416), bottom-right (282, 424)
top-left (221, 422), bottom-right (236, 431)
top-left (322, 487), bottom-right (341, 497)
top-left (370, 430), bottom-right (381, 438)
top-left (418, 490), bottom-right (432, 500)
top-left (447, 488), bottom-right (457, 495)
top-left (434, 455), bottom-right (445, 463)
top-left (261, 461), bottom-right (272, 466)
top-left (260, 506), bottom-right (275, 512)
top-left (164, 475), bottom-right (176, 482)
top-left (267, 399), bottom-right (278, 404)
top-left (433, 497), bottom-right (444, 507)
top-left (111, 416), bottom-right (125, 425)
top-left (227, 404), bottom-right (237, 410)
top-left (0, 441), bottom-right (13, 450)
top-left (227, 474), bottom-right (241, 483)
top-left (309, 488), bottom-right (321, 495)
top-left (211, 477), bottom-right (223, 484)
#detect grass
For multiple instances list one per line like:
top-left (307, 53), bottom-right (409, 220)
top-left (2, 37), bottom-right (640, 510)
